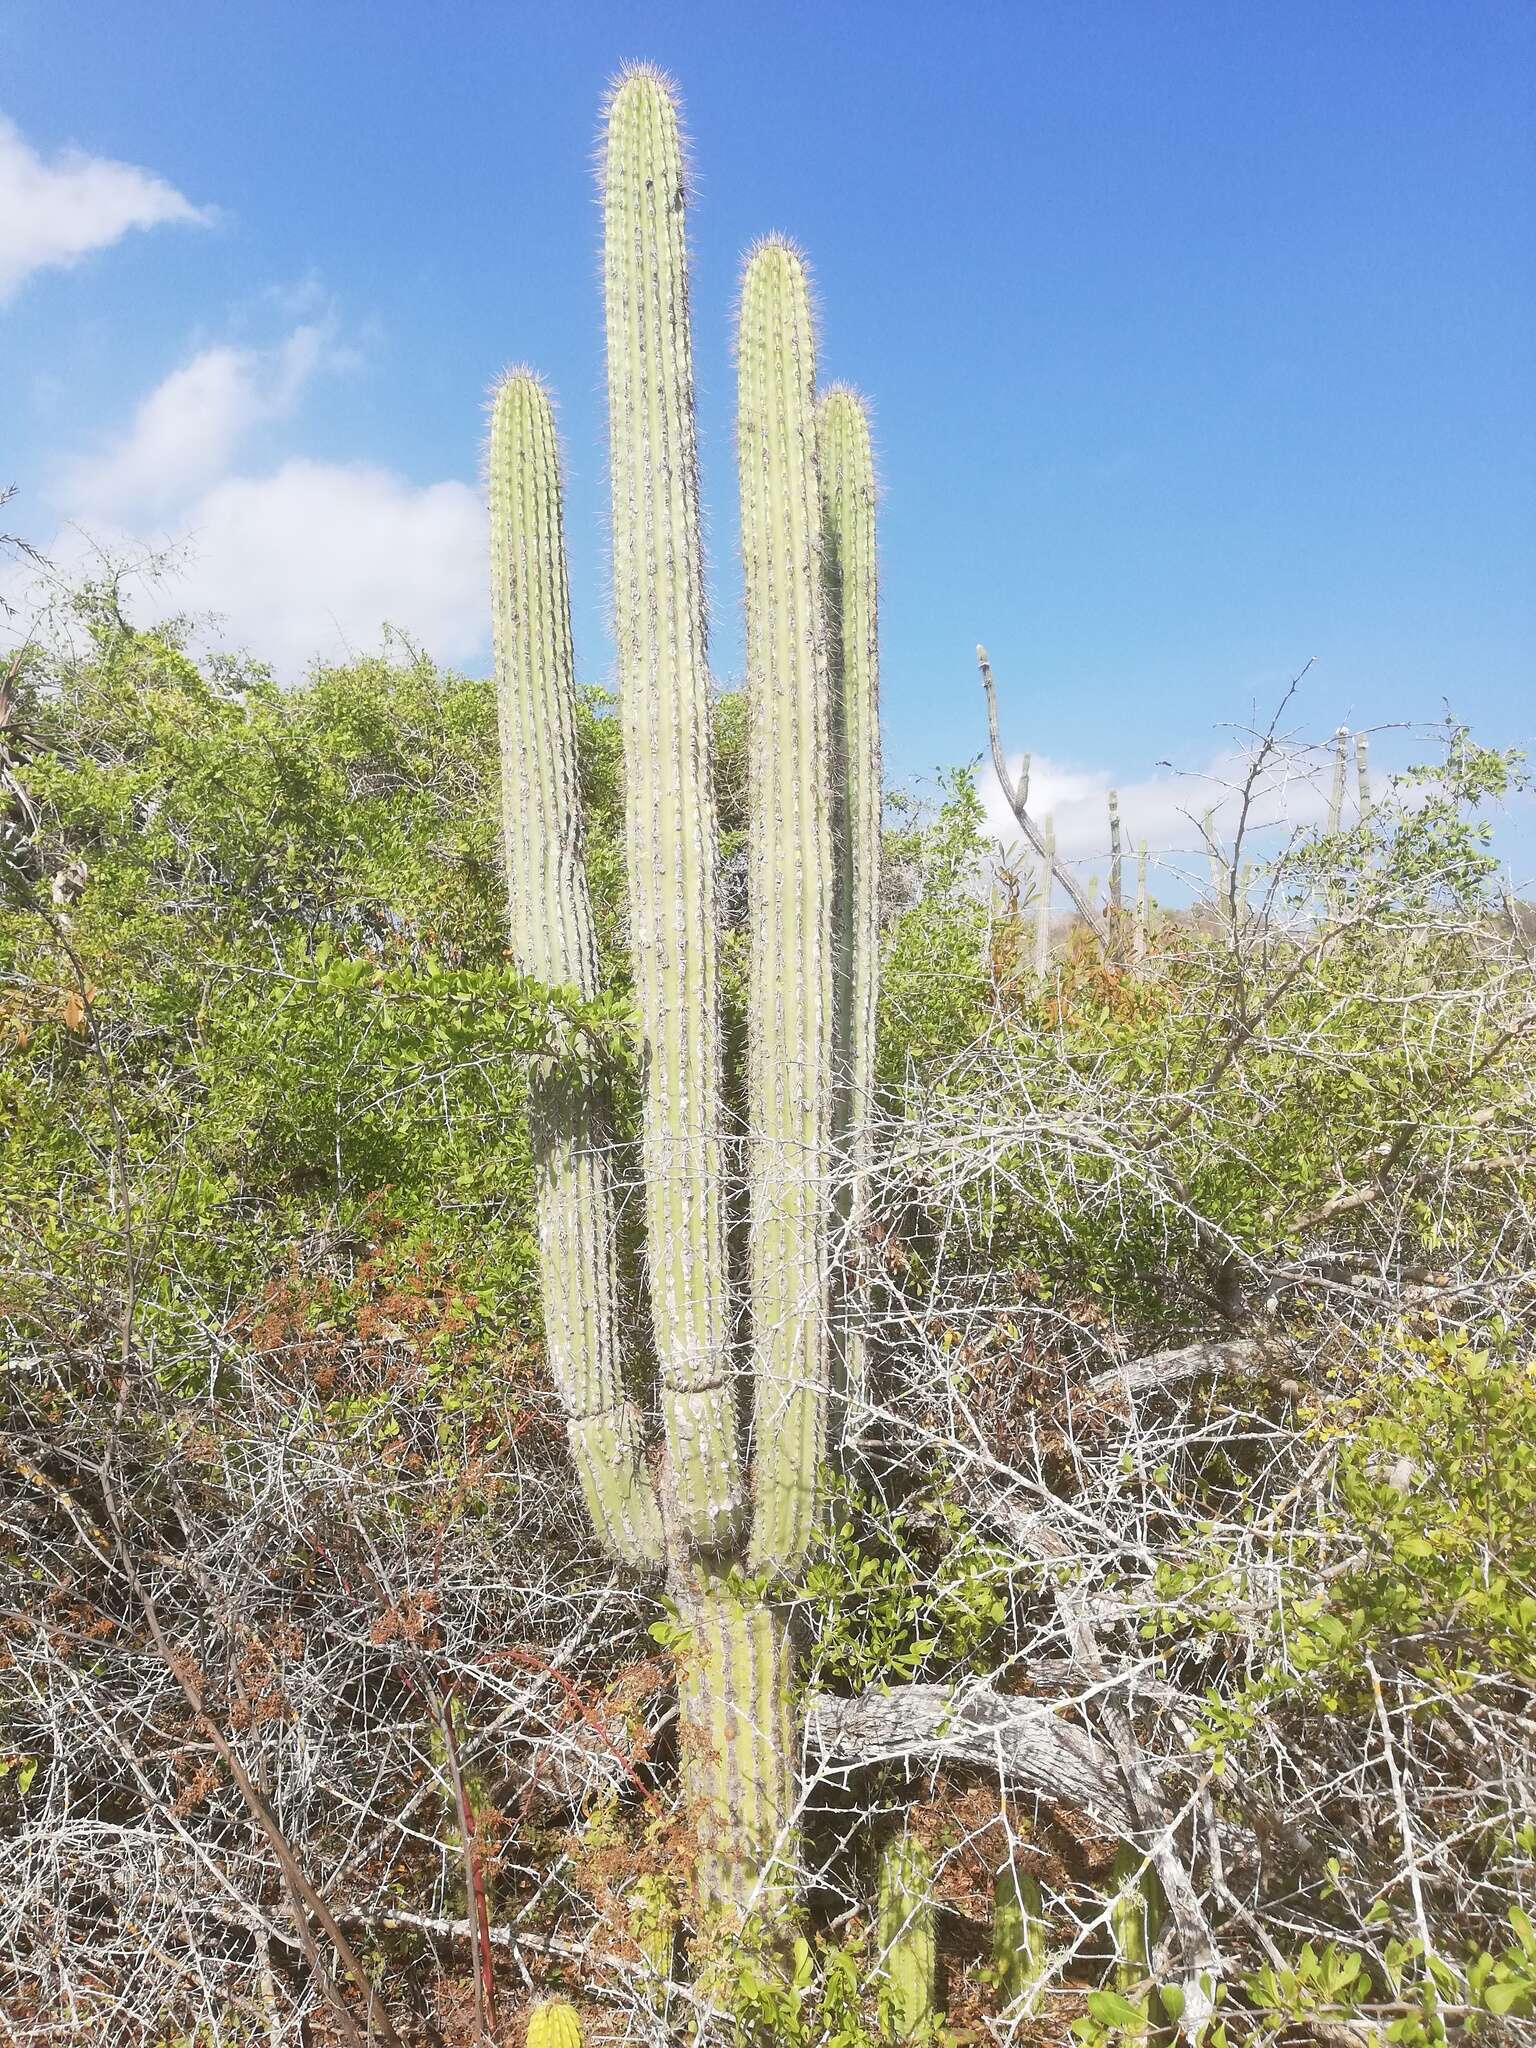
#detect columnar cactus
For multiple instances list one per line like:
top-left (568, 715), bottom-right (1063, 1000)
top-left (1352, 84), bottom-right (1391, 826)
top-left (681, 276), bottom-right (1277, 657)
top-left (1110, 1843), bottom-right (1165, 1998)
top-left (489, 371), bottom-right (663, 1567)
top-left (819, 385), bottom-right (882, 1408)
top-left (1327, 724), bottom-right (1350, 835)
top-left (738, 237), bottom-right (837, 1569)
top-left (1034, 815), bottom-right (1055, 977)
top-left (992, 1858), bottom-right (1047, 2010)
top-left (878, 1827), bottom-right (938, 2035)
top-left (491, 66), bottom-right (881, 1929)
top-left (603, 66), bottom-right (745, 1554)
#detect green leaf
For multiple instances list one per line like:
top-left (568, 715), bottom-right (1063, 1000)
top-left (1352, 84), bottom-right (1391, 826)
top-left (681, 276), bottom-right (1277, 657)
top-left (1483, 1980), bottom-right (1530, 2017)
top-left (1085, 1990), bottom-right (1149, 2032)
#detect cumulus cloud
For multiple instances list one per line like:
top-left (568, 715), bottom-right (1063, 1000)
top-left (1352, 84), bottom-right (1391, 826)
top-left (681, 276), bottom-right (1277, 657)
top-left (163, 460), bottom-right (485, 674)
top-left (0, 116), bottom-right (212, 302)
top-left (24, 322), bottom-right (487, 676)
top-left (979, 747), bottom-right (1336, 888)
top-left (58, 324), bottom-right (350, 518)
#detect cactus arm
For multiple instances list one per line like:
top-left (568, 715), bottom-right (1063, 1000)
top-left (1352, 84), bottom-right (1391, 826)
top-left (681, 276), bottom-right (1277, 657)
top-left (489, 371), bottom-right (663, 1566)
top-left (818, 386), bottom-right (882, 1416)
top-left (1134, 840), bottom-right (1149, 966)
top-left (1355, 730), bottom-right (1372, 818)
top-left (1108, 787), bottom-right (1123, 925)
top-left (877, 1827), bottom-right (938, 2036)
top-left (602, 68), bottom-right (744, 1550)
top-left (737, 239), bottom-right (838, 1572)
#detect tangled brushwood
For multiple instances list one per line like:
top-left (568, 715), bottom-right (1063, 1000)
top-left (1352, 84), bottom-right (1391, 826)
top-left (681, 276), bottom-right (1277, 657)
top-left (3, 62), bottom-right (1535, 2048)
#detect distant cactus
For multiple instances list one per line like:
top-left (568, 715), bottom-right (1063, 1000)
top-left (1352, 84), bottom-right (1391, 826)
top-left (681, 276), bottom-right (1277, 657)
top-left (526, 1999), bottom-right (583, 2048)
top-left (1356, 730), bottom-right (1372, 818)
top-left (1327, 724), bottom-right (1350, 834)
top-left (1034, 814), bottom-right (1055, 977)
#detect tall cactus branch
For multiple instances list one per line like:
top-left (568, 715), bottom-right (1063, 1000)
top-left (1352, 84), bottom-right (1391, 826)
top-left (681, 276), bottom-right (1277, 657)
top-left (602, 67), bottom-right (744, 1551)
top-left (737, 238), bottom-right (837, 1572)
top-left (488, 370), bottom-right (662, 1565)
top-left (818, 385), bottom-right (881, 1412)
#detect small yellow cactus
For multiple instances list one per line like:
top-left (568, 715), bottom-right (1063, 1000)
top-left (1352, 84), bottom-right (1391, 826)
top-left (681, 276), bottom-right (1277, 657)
top-left (526, 1997), bottom-right (583, 2048)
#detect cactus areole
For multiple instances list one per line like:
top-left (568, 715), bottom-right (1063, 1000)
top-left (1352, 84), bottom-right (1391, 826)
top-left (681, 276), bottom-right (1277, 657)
top-left (489, 66), bottom-right (881, 1933)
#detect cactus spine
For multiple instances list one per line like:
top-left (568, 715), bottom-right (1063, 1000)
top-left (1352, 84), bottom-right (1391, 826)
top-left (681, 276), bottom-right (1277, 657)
top-left (489, 372), bottom-right (663, 1565)
top-left (737, 238), bottom-right (837, 1570)
top-left (602, 67), bottom-right (744, 1552)
top-left (878, 1827), bottom-right (938, 2036)
top-left (819, 386), bottom-right (881, 1413)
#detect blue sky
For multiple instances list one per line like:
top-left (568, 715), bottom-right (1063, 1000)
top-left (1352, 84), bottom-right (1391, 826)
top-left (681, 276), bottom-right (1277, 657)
top-left (3, 0), bottom-right (1532, 879)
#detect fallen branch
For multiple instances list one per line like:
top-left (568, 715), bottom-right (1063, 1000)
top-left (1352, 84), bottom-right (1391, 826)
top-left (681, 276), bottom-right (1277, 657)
top-left (1088, 1336), bottom-right (1284, 1397)
top-left (804, 1681), bottom-right (1136, 1835)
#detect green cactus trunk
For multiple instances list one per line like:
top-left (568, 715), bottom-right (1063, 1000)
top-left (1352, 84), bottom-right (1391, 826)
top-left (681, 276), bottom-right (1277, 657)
top-left (878, 1826), bottom-right (938, 2037)
top-left (676, 1570), bottom-right (796, 1924)
top-left (1110, 1842), bottom-right (1166, 1999)
top-left (737, 237), bottom-right (837, 1572)
top-left (992, 1858), bottom-right (1047, 2012)
top-left (603, 67), bottom-right (744, 1553)
top-left (819, 386), bottom-right (881, 1415)
top-left (488, 370), bottom-right (663, 1566)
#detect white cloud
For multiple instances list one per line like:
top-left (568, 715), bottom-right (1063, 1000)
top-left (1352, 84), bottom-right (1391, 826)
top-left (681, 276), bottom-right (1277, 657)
top-left (980, 747), bottom-right (1336, 888)
top-left (0, 115), bottom-right (212, 302)
top-left (16, 321), bottom-right (489, 677)
top-left (164, 460), bottom-right (486, 674)
top-left (58, 325), bottom-right (348, 518)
